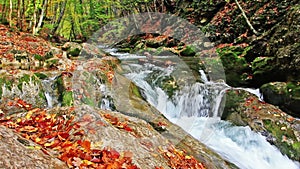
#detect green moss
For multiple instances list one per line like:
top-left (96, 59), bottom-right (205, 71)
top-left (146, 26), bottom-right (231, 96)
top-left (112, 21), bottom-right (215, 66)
top-left (286, 82), bottom-right (300, 98)
top-left (216, 46), bottom-right (251, 86)
top-left (17, 74), bottom-right (31, 90)
top-left (221, 90), bottom-right (248, 120)
top-left (251, 57), bottom-right (275, 75)
top-left (34, 73), bottom-right (48, 80)
top-left (130, 83), bottom-right (143, 99)
top-left (39, 91), bottom-right (46, 101)
top-left (68, 48), bottom-right (81, 56)
top-left (263, 119), bottom-right (300, 160)
top-left (34, 54), bottom-right (44, 61)
top-left (81, 97), bottom-right (95, 107)
top-left (180, 45), bottom-right (196, 56)
top-left (62, 91), bottom-right (73, 106)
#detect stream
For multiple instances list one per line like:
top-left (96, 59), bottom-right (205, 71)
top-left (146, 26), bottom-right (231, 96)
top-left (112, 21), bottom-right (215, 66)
top-left (104, 48), bottom-right (300, 169)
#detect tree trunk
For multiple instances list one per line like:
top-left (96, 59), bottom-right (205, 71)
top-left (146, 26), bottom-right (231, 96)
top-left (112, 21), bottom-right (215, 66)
top-left (21, 0), bottom-right (25, 30)
top-left (52, 0), bottom-right (67, 35)
top-left (36, 0), bottom-right (48, 33)
top-left (1, 0), bottom-right (7, 22)
top-left (32, 0), bottom-right (37, 34)
top-left (17, 0), bottom-right (21, 28)
top-left (9, 0), bottom-right (12, 27)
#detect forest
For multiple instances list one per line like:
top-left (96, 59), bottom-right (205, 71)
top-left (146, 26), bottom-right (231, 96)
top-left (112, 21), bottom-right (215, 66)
top-left (1, 0), bottom-right (170, 40)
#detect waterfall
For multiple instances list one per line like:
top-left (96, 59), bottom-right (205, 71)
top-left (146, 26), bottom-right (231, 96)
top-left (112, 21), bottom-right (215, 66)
top-left (41, 76), bottom-right (58, 108)
top-left (106, 48), bottom-right (300, 169)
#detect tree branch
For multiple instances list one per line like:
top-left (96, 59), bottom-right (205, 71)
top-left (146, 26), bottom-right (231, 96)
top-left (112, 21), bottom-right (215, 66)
top-left (234, 0), bottom-right (259, 35)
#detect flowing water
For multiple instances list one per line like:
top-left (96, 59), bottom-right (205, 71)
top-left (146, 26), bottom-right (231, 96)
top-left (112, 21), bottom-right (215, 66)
top-left (105, 49), bottom-right (300, 169)
top-left (41, 76), bottom-right (61, 108)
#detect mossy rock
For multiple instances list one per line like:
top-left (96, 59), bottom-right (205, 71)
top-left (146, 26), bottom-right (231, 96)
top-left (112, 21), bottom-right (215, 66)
top-left (130, 83), bottom-right (143, 99)
top-left (251, 57), bottom-right (275, 75)
top-left (62, 91), bottom-right (73, 106)
top-left (263, 119), bottom-right (300, 160)
top-left (260, 82), bottom-right (300, 117)
top-left (68, 48), bottom-right (81, 57)
top-left (81, 97), bottom-right (96, 107)
top-left (221, 90), bottom-right (250, 122)
top-left (17, 74), bottom-right (31, 90)
top-left (0, 78), bottom-right (13, 97)
top-left (180, 45), bottom-right (196, 56)
top-left (217, 46), bottom-right (251, 86)
top-left (45, 59), bottom-right (59, 68)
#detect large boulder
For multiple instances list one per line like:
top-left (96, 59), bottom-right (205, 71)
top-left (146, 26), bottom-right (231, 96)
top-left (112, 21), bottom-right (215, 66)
top-left (260, 82), bottom-right (300, 117)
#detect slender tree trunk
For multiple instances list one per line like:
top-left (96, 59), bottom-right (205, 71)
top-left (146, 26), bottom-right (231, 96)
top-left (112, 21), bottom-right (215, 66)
top-left (9, 0), bottom-right (12, 27)
top-left (32, 0), bottom-right (37, 34)
top-left (21, 0), bottom-right (25, 30)
top-left (52, 0), bottom-right (67, 34)
top-left (17, 0), bottom-right (21, 28)
top-left (1, 0), bottom-right (7, 22)
top-left (36, 0), bottom-right (48, 33)
top-left (51, 3), bottom-right (58, 24)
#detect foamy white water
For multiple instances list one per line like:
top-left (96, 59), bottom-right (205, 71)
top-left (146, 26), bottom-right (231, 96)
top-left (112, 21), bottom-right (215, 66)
top-left (108, 49), bottom-right (300, 169)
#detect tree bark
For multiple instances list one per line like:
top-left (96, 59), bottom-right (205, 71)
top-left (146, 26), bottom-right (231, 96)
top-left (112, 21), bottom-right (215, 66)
top-left (9, 0), bottom-right (12, 27)
top-left (36, 0), bottom-right (48, 33)
top-left (21, 0), bottom-right (25, 30)
top-left (32, 0), bottom-right (37, 34)
top-left (17, 0), bottom-right (21, 28)
top-left (1, 0), bottom-right (8, 22)
top-left (52, 0), bottom-right (67, 35)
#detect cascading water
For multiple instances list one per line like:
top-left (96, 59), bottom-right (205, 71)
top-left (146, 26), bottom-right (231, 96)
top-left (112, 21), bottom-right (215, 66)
top-left (106, 49), bottom-right (300, 169)
top-left (41, 76), bottom-right (59, 108)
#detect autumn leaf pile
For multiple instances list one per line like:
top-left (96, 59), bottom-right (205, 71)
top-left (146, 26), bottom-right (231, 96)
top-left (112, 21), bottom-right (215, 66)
top-left (0, 24), bottom-right (50, 61)
top-left (157, 145), bottom-right (206, 169)
top-left (0, 103), bottom-right (139, 168)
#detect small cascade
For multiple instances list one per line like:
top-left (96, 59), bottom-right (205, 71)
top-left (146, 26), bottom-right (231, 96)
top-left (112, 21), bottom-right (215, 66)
top-left (41, 76), bottom-right (59, 108)
top-left (106, 49), bottom-right (300, 169)
top-left (199, 69), bottom-right (209, 83)
top-left (99, 84), bottom-right (114, 110)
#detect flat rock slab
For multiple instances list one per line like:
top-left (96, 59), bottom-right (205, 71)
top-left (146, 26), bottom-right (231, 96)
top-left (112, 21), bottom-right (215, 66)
top-left (0, 126), bottom-right (67, 169)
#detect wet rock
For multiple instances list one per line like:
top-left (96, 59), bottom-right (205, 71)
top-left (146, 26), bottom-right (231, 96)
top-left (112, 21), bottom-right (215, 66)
top-left (81, 43), bottom-right (108, 58)
top-left (180, 45), bottom-right (196, 56)
top-left (260, 82), bottom-right (300, 117)
top-left (109, 74), bottom-right (237, 168)
top-left (217, 46), bottom-right (251, 87)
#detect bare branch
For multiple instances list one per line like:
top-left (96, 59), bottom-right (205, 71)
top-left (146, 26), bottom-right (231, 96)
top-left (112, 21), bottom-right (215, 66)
top-left (234, 0), bottom-right (260, 35)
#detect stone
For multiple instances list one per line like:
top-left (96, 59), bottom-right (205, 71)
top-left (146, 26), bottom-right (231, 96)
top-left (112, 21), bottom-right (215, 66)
top-left (260, 82), bottom-right (300, 117)
top-left (0, 126), bottom-right (67, 168)
top-left (62, 42), bottom-right (82, 57)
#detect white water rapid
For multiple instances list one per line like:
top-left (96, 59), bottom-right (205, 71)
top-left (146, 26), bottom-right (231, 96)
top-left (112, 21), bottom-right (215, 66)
top-left (105, 49), bottom-right (300, 169)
